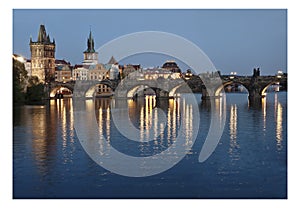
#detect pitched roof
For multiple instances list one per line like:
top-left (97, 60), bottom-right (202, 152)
top-left (107, 56), bottom-right (117, 64)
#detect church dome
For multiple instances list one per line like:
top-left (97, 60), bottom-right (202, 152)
top-left (162, 60), bottom-right (181, 73)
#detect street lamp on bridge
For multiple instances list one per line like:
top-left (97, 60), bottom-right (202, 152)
top-left (230, 72), bottom-right (237, 79)
top-left (277, 70), bottom-right (283, 78)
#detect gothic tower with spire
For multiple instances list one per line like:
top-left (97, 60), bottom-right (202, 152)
top-left (83, 30), bottom-right (98, 65)
top-left (30, 24), bottom-right (56, 83)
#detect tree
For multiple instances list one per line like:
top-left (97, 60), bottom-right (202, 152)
top-left (26, 76), bottom-right (47, 104)
top-left (13, 58), bottom-right (47, 104)
top-left (26, 83), bottom-right (46, 103)
top-left (13, 58), bottom-right (28, 104)
top-left (28, 76), bottom-right (39, 86)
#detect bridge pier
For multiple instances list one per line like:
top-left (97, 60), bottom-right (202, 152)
top-left (155, 89), bottom-right (169, 99)
top-left (248, 93), bottom-right (263, 106)
top-left (247, 74), bottom-right (265, 106)
top-left (201, 85), bottom-right (221, 100)
top-left (201, 87), bottom-right (209, 100)
top-left (44, 83), bottom-right (51, 100)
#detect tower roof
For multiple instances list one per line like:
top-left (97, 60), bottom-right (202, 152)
top-left (107, 56), bottom-right (117, 64)
top-left (37, 25), bottom-right (54, 44)
top-left (84, 30), bottom-right (96, 53)
top-left (31, 24), bottom-right (55, 44)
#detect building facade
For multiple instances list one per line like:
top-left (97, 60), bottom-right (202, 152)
top-left (72, 65), bottom-right (89, 80)
top-left (121, 64), bottom-right (141, 78)
top-left (55, 59), bottom-right (72, 83)
top-left (105, 56), bottom-right (119, 80)
top-left (161, 60), bottom-right (181, 79)
top-left (88, 64), bottom-right (109, 81)
top-left (30, 24), bottom-right (56, 83)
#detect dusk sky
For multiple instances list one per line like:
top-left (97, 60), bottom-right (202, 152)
top-left (13, 9), bottom-right (287, 75)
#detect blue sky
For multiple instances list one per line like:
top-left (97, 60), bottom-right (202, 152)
top-left (13, 9), bottom-right (287, 75)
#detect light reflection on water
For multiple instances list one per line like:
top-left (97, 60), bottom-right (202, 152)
top-left (93, 95), bottom-right (196, 157)
top-left (229, 104), bottom-right (239, 162)
top-left (13, 92), bottom-right (287, 198)
top-left (275, 94), bottom-right (283, 151)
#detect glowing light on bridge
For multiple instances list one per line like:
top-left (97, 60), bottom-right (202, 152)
top-left (230, 72), bottom-right (237, 79)
top-left (277, 70), bottom-right (283, 78)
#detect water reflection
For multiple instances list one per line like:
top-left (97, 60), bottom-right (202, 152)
top-left (26, 93), bottom-right (285, 176)
top-left (93, 95), bottom-right (196, 157)
top-left (259, 93), bottom-right (284, 151)
top-left (274, 94), bottom-right (283, 151)
top-left (248, 93), bottom-right (284, 151)
top-left (29, 99), bottom-right (75, 176)
top-left (14, 92), bottom-right (287, 197)
top-left (229, 104), bottom-right (239, 161)
top-left (30, 105), bottom-right (53, 176)
top-left (262, 97), bottom-right (267, 131)
top-left (229, 104), bottom-right (238, 140)
top-left (95, 98), bottom-right (112, 156)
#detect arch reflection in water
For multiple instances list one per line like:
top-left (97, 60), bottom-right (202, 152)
top-left (93, 95), bottom-right (196, 156)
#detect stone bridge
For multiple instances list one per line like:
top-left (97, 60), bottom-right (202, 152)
top-left (48, 80), bottom-right (119, 98)
top-left (48, 69), bottom-right (287, 103)
top-left (114, 78), bottom-right (186, 98)
top-left (200, 72), bottom-right (286, 104)
top-left (50, 78), bottom-right (187, 99)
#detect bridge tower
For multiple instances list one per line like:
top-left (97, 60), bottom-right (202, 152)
top-left (247, 67), bottom-right (284, 103)
top-left (30, 24), bottom-right (56, 83)
top-left (248, 67), bottom-right (266, 104)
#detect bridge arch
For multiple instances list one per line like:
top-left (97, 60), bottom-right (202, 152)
top-left (169, 82), bottom-right (185, 97)
top-left (260, 81), bottom-right (281, 97)
top-left (49, 86), bottom-right (73, 98)
top-left (85, 81), bottom-right (114, 98)
top-left (126, 84), bottom-right (170, 98)
top-left (127, 85), bottom-right (148, 98)
top-left (124, 80), bottom-right (185, 99)
top-left (214, 81), bottom-right (250, 97)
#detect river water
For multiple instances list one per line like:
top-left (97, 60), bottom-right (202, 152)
top-left (13, 92), bottom-right (287, 198)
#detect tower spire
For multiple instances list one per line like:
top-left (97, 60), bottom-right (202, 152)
top-left (83, 28), bottom-right (98, 65)
top-left (85, 28), bottom-right (95, 53)
top-left (37, 24), bottom-right (47, 43)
